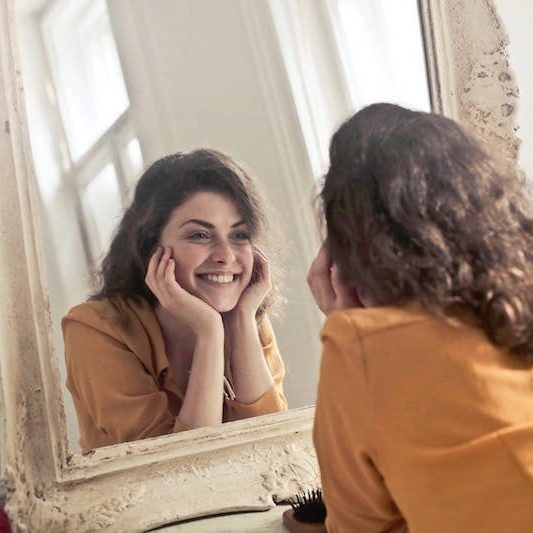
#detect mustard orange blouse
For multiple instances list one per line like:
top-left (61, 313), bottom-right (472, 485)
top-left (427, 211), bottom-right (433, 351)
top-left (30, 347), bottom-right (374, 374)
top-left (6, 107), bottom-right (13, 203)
top-left (62, 298), bottom-right (287, 453)
top-left (313, 305), bottom-right (533, 533)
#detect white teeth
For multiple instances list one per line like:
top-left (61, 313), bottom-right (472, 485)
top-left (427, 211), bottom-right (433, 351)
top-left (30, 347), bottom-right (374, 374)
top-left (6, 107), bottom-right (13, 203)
top-left (202, 274), bottom-right (235, 284)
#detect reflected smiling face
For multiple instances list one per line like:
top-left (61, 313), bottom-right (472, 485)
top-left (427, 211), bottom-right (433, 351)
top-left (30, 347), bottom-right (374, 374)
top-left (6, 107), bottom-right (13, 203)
top-left (159, 191), bottom-right (254, 313)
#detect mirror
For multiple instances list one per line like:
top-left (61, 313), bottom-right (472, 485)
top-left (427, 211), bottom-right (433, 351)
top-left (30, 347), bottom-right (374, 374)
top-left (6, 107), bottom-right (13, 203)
top-left (2, 0), bottom-right (521, 530)
top-left (14, 0), bottom-right (430, 452)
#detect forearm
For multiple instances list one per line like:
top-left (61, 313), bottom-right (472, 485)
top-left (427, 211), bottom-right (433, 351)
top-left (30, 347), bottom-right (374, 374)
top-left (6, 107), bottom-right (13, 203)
top-left (178, 328), bottom-right (225, 428)
top-left (226, 312), bottom-right (274, 404)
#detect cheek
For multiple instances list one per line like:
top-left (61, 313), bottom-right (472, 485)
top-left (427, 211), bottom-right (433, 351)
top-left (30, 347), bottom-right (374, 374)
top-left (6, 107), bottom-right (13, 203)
top-left (169, 258), bottom-right (188, 288)
top-left (171, 246), bottom-right (201, 283)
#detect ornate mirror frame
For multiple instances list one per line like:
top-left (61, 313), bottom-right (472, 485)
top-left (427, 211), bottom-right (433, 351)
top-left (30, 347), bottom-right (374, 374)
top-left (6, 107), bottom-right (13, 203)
top-left (0, 0), bottom-right (520, 530)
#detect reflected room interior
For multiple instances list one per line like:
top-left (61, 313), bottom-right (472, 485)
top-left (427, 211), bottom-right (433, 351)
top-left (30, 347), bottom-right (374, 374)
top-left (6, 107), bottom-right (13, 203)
top-left (15, 0), bottom-right (430, 452)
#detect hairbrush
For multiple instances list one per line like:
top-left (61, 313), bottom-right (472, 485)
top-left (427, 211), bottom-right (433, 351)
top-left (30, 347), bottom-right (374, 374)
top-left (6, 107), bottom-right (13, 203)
top-left (282, 488), bottom-right (327, 533)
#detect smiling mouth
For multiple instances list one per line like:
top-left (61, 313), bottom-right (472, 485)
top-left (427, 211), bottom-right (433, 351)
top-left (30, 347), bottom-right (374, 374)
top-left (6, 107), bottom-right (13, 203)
top-left (197, 273), bottom-right (239, 284)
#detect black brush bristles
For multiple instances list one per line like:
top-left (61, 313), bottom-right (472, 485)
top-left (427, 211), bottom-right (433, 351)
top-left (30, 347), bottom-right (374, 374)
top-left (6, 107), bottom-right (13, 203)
top-left (290, 488), bottom-right (327, 524)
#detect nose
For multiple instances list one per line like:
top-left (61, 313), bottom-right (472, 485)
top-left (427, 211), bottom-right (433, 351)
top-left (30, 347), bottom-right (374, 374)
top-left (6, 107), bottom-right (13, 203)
top-left (210, 239), bottom-right (236, 264)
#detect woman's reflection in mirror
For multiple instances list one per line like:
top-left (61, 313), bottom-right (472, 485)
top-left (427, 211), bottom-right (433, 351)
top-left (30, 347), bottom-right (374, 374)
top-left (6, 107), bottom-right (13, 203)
top-left (63, 149), bottom-right (287, 453)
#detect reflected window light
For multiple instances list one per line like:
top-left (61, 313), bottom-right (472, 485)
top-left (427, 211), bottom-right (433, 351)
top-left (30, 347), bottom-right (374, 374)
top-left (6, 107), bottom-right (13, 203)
top-left (270, 0), bottom-right (431, 180)
top-left (120, 137), bottom-right (144, 204)
top-left (82, 164), bottom-right (122, 260)
top-left (124, 138), bottom-right (144, 178)
top-left (334, 0), bottom-right (431, 111)
top-left (42, 0), bottom-right (129, 161)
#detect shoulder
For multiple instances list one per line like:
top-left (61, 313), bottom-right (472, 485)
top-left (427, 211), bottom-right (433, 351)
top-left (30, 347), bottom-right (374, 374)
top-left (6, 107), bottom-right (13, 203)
top-left (62, 298), bottom-right (164, 377)
top-left (321, 304), bottom-right (496, 380)
top-left (322, 304), bottom-right (433, 343)
top-left (62, 297), bottom-right (154, 340)
top-left (320, 304), bottom-right (483, 370)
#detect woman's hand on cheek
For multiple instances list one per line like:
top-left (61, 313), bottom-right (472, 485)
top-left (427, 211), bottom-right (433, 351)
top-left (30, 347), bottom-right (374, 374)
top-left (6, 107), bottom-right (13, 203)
top-left (307, 242), bottom-right (363, 315)
top-left (231, 247), bottom-right (271, 318)
top-left (145, 246), bottom-right (222, 335)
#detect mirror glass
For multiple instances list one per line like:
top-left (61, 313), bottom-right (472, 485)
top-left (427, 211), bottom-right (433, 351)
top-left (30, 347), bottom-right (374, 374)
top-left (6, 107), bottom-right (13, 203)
top-left (15, 0), bottom-right (430, 453)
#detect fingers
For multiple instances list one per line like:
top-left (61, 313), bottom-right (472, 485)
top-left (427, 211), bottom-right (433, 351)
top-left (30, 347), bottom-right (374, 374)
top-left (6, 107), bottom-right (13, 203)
top-left (308, 273), bottom-right (332, 315)
top-left (251, 246), bottom-right (271, 287)
top-left (156, 246), bottom-right (171, 280)
top-left (314, 242), bottom-right (332, 274)
top-left (306, 242), bottom-right (331, 284)
top-left (308, 269), bottom-right (336, 315)
top-left (308, 242), bottom-right (363, 314)
top-left (307, 243), bottom-right (335, 314)
top-left (145, 246), bottom-right (177, 302)
top-left (145, 246), bottom-right (163, 294)
top-left (331, 264), bottom-right (355, 308)
top-left (145, 246), bottom-right (163, 280)
top-left (163, 258), bottom-right (180, 300)
top-left (331, 264), bottom-right (346, 297)
top-left (252, 245), bottom-right (268, 262)
top-left (233, 246), bottom-right (272, 315)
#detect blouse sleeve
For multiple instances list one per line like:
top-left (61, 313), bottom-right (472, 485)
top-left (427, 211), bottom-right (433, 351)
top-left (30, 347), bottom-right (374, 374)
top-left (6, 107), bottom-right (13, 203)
top-left (224, 314), bottom-right (288, 421)
top-left (313, 312), bottom-right (407, 533)
top-left (63, 316), bottom-right (189, 451)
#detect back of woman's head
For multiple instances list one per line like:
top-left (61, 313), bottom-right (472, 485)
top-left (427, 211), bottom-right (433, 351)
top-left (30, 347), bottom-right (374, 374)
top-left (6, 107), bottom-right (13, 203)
top-left (322, 102), bottom-right (533, 357)
top-left (92, 149), bottom-right (275, 314)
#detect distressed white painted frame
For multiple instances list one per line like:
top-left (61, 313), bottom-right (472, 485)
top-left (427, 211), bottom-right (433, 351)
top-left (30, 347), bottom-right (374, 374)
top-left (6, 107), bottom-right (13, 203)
top-left (0, 0), bottom-right (520, 530)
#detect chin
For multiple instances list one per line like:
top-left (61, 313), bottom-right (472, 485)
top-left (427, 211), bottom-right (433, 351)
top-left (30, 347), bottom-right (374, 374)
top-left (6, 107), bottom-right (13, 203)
top-left (197, 293), bottom-right (240, 313)
top-left (210, 300), bottom-right (239, 313)
top-left (188, 287), bottom-right (240, 312)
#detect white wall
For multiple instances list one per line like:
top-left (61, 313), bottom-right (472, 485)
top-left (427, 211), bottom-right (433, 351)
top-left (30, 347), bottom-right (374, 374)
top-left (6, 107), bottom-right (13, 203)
top-left (495, 0), bottom-right (533, 182)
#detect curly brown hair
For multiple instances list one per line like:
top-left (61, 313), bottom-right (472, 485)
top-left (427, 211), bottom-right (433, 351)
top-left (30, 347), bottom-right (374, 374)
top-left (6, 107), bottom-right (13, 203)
top-left (91, 149), bottom-right (278, 317)
top-left (321, 103), bottom-right (533, 358)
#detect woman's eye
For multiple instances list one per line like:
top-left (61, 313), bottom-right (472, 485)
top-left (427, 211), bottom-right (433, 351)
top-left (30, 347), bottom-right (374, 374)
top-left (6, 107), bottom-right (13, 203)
top-left (232, 231), bottom-right (251, 242)
top-left (188, 231), bottom-right (210, 241)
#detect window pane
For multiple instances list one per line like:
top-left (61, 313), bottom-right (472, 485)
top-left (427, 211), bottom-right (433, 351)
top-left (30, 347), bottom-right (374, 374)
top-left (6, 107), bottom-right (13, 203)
top-left (121, 137), bottom-right (144, 203)
top-left (82, 163), bottom-right (122, 260)
top-left (43, 0), bottom-right (129, 160)
top-left (124, 137), bottom-right (144, 178)
top-left (336, 0), bottom-right (430, 111)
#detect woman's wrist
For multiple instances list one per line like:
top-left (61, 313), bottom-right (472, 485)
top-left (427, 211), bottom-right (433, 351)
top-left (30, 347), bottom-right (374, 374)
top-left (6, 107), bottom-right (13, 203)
top-left (224, 309), bottom-right (257, 341)
top-left (226, 306), bottom-right (256, 325)
top-left (192, 313), bottom-right (224, 340)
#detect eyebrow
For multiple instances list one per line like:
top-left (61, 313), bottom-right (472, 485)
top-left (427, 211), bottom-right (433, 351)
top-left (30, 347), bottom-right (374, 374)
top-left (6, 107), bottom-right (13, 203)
top-left (179, 218), bottom-right (247, 229)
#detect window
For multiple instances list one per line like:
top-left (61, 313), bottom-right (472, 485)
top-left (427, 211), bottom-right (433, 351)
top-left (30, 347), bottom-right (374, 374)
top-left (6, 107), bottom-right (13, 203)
top-left (40, 0), bottom-right (143, 265)
top-left (330, 0), bottom-right (430, 112)
top-left (270, 0), bottom-right (431, 178)
top-left (42, 0), bottom-right (129, 160)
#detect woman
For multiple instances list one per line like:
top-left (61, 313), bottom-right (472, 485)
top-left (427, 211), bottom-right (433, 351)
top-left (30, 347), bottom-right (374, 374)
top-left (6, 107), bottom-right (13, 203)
top-left (308, 104), bottom-right (533, 532)
top-left (63, 149), bottom-right (287, 453)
